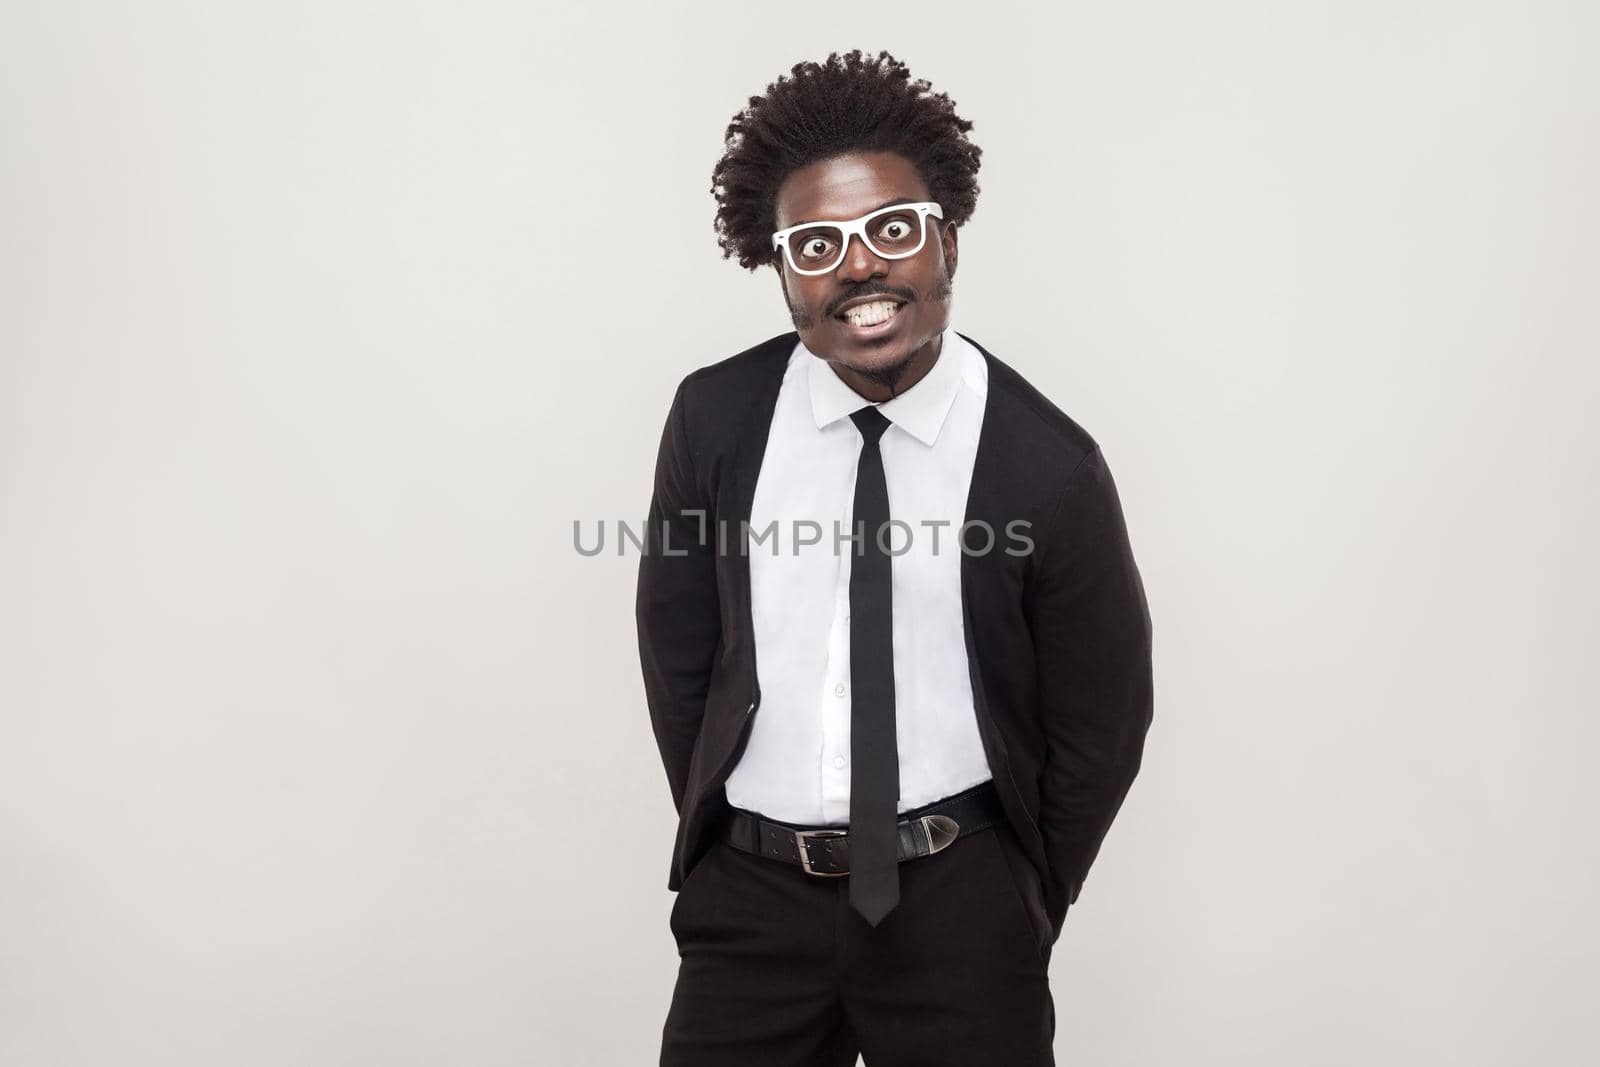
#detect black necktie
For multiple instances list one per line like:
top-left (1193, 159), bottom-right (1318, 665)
top-left (847, 406), bottom-right (899, 926)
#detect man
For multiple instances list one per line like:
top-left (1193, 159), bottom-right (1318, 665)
top-left (636, 50), bottom-right (1153, 1066)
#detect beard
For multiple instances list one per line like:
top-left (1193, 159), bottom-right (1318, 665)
top-left (849, 347), bottom-right (923, 394)
top-left (786, 264), bottom-right (954, 397)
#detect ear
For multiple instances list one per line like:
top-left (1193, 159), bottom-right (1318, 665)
top-left (940, 221), bottom-right (959, 281)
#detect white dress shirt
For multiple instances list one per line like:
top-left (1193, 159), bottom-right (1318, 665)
top-left (723, 325), bottom-right (995, 825)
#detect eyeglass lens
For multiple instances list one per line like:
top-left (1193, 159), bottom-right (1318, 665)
top-left (783, 208), bottom-right (926, 271)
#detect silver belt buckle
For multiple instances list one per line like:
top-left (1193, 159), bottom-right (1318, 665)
top-left (795, 814), bottom-right (961, 876)
top-left (920, 813), bottom-right (961, 854)
top-left (795, 828), bottom-right (849, 877)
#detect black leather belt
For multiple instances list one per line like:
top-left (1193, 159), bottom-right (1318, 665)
top-left (721, 779), bottom-right (1008, 877)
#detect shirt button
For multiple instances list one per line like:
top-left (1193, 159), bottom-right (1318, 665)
top-left (834, 683), bottom-right (846, 697)
top-left (833, 755), bottom-right (846, 768)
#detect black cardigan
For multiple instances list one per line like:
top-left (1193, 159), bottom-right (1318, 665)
top-left (635, 330), bottom-right (1154, 943)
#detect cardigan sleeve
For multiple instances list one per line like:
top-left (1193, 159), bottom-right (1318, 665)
top-left (1028, 445), bottom-right (1154, 937)
top-left (635, 377), bottom-right (723, 815)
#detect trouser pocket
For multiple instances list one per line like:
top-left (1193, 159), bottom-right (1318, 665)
top-left (669, 842), bottom-right (721, 943)
top-left (988, 823), bottom-right (1053, 970)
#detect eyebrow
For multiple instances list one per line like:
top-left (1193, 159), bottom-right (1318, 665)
top-left (793, 197), bottom-right (919, 226)
top-left (864, 196), bottom-right (918, 214)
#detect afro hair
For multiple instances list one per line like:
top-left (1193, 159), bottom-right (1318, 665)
top-left (710, 49), bottom-right (983, 272)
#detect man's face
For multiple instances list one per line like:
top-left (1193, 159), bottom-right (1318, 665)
top-left (773, 150), bottom-right (957, 397)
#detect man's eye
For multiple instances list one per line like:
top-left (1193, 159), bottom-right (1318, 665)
top-left (878, 220), bottom-right (911, 240)
top-left (801, 238), bottom-right (835, 258)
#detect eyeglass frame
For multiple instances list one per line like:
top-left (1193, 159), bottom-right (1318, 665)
top-left (771, 201), bottom-right (945, 276)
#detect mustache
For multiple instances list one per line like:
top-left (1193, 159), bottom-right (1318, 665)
top-left (829, 288), bottom-right (915, 317)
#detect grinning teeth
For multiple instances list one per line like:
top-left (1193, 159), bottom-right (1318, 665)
top-left (842, 300), bottom-right (902, 327)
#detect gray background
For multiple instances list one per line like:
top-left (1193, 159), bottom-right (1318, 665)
top-left (3, 2), bottom-right (1596, 1064)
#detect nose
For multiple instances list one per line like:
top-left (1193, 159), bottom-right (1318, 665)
top-left (835, 232), bottom-right (888, 283)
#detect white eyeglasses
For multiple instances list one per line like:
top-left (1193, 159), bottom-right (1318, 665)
top-left (771, 201), bottom-right (944, 275)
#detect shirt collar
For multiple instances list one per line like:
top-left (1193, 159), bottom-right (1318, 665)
top-left (805, 326), bottom-right (964, 447)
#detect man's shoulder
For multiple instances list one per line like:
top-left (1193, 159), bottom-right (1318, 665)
top-left (660, 333), bottom-right (797, 467)
top-left (957, 331), bottom-right (1101, 470)
top-left (676, 331), bottom-right (797, 407)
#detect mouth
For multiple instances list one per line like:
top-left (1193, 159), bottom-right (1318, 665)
top-left (834, 299), bottom-right (907, 337)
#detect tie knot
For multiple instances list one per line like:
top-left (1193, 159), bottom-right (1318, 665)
top-left (850, 405), bottom-right (891, 445)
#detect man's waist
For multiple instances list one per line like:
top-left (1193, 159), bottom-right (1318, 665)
top-left (719, 779), bottom-right (1005, 877)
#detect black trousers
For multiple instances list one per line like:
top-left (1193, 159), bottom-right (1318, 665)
top-left (660, 792), bottom-right (1057, 1066)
